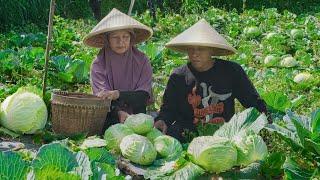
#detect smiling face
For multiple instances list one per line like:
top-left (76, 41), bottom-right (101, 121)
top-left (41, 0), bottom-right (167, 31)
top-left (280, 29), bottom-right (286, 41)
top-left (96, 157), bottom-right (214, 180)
top-left (187, 46), bottom-right (214, 72)
top-left (108, 30), bottom-right (131, 54)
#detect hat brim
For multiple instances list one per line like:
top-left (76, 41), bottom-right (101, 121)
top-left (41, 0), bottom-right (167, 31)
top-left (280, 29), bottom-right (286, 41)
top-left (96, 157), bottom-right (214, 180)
top-left (165, 42), bottom-right (237, 56)
top-left (83, 25), bottom-right (152, 48)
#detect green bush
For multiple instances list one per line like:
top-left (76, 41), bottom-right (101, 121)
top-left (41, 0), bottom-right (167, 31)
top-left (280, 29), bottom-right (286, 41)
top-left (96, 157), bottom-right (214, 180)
top-left (0, 0), bottom-right (92, 32)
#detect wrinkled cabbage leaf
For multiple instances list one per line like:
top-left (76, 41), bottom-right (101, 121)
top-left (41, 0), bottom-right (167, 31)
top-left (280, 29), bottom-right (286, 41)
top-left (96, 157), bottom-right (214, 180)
top-left (31, 143), bottom-right (92, 179)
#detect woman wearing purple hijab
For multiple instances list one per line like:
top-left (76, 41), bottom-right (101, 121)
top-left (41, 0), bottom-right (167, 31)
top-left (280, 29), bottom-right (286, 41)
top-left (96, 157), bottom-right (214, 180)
top-left (83, 8), bottom-right (153, 127)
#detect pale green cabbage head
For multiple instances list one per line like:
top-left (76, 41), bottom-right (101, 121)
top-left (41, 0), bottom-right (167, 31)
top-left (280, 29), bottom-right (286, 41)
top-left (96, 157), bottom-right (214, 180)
top-left (290, 29), bottom-right (304, 39)
top-left (0, 91), bottom-right (47, 134)
top-left (264, 55), bottom-right (279, 67)
top-left (294, 72), bottom-right (312, 84)
top-left (281, 56), bottom-right (298, 67)
top-left (124, 113), bottom-right (154, 134)
top-left (234, 133), bottom-right (268, 167)
top-left (154, 135), bottom-right (182, 158)
top-left (120, 134), bottom-right (157, 165)
top-left (187, 136), bottom-right (237, 173)
top-left (244, 26), bottom-right (261, 38)
top-left (104, 124), bottom-right (134, 153)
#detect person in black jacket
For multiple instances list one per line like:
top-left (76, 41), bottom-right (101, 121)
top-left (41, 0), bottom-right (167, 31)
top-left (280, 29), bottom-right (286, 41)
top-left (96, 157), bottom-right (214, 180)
top-left (154, 19), bottom-right (270, 142)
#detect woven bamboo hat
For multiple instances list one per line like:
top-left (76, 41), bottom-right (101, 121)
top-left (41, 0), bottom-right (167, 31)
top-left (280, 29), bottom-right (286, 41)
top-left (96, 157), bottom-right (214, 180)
top-left (166, 19), bottom-right (236, 56)
top-left (83, 8), bottom-right (153, 48)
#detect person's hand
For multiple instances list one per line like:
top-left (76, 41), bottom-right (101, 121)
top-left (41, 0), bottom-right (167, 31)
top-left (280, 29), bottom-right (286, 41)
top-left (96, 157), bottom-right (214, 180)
top-left (154, 120), bottom-right (167, 134)
top-left (97, 90), bottom-right (119, 100)
top-left (118, 110), bottom-right (129, 123)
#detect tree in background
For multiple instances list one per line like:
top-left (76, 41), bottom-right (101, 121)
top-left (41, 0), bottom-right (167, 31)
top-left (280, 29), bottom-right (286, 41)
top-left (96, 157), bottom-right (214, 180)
top-left (89, 0), bottom-right (102, 20)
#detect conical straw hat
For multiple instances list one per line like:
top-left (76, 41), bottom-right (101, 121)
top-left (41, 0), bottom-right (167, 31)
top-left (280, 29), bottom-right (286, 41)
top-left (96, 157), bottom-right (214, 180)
top-left (83, 8), bottom-right (153, 48)
top-left (166, 19), bottom-right (236, 56)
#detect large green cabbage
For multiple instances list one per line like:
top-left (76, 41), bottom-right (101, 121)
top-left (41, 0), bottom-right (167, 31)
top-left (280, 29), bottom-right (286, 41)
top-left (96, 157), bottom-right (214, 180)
top-left (234, 133), bottom-right (268, 167)
top-left (120, 134), bottom-right (157, 165)
top-left (0, 91), bottom-right (47, 134)
top-left (188, 136), bottom-right (237, 173)
top-left (104, 124), bottom-right (134, 153)
top-left (124, 113), bottom-right (154, 134)
top-left (154, 135), bottom-right (182, 158)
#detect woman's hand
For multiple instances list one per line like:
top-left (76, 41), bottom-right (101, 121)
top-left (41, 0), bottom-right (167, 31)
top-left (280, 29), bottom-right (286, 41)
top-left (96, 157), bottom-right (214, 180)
top-left (154, 120), bottom-right (168, 134)
top-left (118, 110), bottom-right (129, 123)
top-left (97, 90), bottom-right (120, 100)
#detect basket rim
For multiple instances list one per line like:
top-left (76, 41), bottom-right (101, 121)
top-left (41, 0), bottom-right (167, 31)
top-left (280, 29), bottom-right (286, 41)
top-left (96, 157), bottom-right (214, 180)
top-left (51, 102), bottom-right (110, 110)
top-left (52, 91), bottom-right (106, 101)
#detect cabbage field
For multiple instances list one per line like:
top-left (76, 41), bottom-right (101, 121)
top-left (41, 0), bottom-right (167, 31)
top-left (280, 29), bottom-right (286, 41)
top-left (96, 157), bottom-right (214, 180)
top-left (0, 6), bottom-right (320, 180)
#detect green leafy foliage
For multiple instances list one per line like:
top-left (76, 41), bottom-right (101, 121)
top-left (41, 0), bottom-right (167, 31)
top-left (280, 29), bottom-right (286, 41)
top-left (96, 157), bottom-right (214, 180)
top-left (213, 108), bottom-right (267, 140)
top-left (31, 143), bottom-right (92, 179)
top-left (84, 148), bottom-right (125, 179)
top-left (144, 153), bottom-right (204, 180)
top-left (283, 158), bottom-right (315, 180)
top-left (0, 151), bottom-right (30, 179)
top-left (311, 109), bottom-right (320, 137)
top-left (0, 0), bottom-right (92, 32)
top-left (261, 152), bottom-right (286, 178)
top-left (261, 91), bottom-right (292, 113)
top-left (265, 109), bottom-right (320, 178)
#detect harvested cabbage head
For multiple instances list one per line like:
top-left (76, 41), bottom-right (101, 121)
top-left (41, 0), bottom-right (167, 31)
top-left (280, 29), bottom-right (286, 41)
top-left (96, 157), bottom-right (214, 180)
top-left (124, 113), bottom-right (154, 134)
top-left (0, 91), bottom-right (47, 134)
top-left (154, 135), bottom-right (182, 158)
top-left (120, 134), bottom-right (157, 165)
top-left (104, 124), bottom-right (134, 153)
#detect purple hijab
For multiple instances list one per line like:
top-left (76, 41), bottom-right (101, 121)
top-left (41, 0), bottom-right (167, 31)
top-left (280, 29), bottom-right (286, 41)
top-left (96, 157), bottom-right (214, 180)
top-left (90, 45), bottom-right (153, 99)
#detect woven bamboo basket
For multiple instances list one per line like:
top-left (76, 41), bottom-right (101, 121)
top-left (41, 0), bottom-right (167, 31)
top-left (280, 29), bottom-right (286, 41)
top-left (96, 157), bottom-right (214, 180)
top-left (51, 91), bottom-right (110, 136)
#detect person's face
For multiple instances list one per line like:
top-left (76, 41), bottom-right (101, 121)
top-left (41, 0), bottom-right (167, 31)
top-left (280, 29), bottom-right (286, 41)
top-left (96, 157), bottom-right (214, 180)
top-left (108, 30), bottom-right (131, 54)
top-left (187, 46), bottom-right (213, 71)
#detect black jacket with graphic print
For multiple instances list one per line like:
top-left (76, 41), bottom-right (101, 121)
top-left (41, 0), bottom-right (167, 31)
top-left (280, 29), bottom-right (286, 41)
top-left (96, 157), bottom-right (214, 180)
top-left (156, 59), bottom-right (267, 141)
